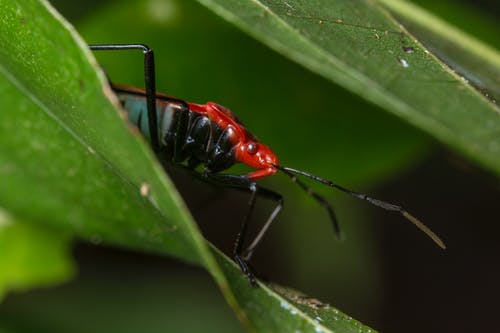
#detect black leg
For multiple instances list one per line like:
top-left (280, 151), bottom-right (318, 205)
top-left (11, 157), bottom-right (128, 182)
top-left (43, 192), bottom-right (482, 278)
top-left (89, 44), bottom-right (160, 153)
top-left (241, 185), bottom-right (284, 261)
top-left (204, 172), bottom-right (283, 286)
top-left (283, 170), bottom-right (341, 238)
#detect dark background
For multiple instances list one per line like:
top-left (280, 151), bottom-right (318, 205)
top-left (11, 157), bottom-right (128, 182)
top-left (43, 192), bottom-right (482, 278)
top-left (1, 0), bottom-right (499, 332)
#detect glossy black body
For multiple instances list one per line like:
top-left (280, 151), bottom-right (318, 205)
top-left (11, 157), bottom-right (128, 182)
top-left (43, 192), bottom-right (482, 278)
top-left (115, 86), bottom-right (237, 174)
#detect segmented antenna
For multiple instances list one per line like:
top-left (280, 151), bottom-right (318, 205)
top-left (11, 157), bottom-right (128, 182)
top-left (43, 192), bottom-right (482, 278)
top-left (274, 165), bottom-right (446, 249)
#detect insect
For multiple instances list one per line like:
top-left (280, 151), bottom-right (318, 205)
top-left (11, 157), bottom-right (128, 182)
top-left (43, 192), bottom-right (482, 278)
top-left (90, 44), bottom-right (445, 285)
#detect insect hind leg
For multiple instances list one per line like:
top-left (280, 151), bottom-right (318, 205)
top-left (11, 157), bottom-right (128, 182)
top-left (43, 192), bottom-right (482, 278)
top-left (89, 44), bottom-right (159, 153)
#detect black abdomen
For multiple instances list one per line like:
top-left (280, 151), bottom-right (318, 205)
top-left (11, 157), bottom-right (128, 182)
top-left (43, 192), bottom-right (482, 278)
top-left (118, 91), bottom-right (236, 173)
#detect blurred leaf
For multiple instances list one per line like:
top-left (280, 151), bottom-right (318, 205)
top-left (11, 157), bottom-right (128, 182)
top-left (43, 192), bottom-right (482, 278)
top-left (194, 0), bottom-right (500, 175)
top-left (409, 0), bottom-right (500, 47)
top-left (0, 213), bottom-right (74, 300)
top-left (0, 258), bottom-right (244, 333)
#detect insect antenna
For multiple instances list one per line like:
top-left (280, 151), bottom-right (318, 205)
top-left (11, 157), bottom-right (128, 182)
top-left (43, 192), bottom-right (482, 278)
top-left (274, 165), bottom-right (446, 250)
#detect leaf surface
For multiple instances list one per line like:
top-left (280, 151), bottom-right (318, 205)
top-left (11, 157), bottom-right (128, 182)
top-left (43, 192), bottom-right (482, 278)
top-left (195, 0), bottom-right (500, 174)
top-left (0, 0), bottom-right (223, 297)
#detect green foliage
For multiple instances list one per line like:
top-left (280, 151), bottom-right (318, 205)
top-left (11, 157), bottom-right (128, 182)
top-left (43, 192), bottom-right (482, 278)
top-left (196, 0), bottom-right (500, 174)
top-left (0, 0), bottom-right (378, 331)
top-left (0, 0), bottom-right (498, 332)
top-left (0, 217), bottom-right (74, 300)
top-left (82, 0), bottom-right (428, 185)
top-left (0, 0), bottom-right (214, 298)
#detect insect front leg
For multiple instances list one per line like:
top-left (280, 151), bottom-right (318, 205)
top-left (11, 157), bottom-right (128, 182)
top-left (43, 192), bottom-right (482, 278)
top-left (203, 172), bottom-right (283, 286)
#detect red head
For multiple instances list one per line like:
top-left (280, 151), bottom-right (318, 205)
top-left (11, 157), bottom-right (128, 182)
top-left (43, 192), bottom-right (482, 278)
top-left (235, 141), bottom-right (279, 179)
top-left (187, 101), bottom-right (279, 179)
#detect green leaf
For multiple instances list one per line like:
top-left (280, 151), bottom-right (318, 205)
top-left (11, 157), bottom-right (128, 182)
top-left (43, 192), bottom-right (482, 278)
top-left (79, 0), bottom-right (429, 187)
top-left (0, 212), bottom-right (74, 300)
top-left (7, 0), bottom-right (480, 331)
top-left (194, 0), bottom-right (500, 175)
top-left (378, 0), bottom-right (500, 107)
top-left (5, 0), bottom-right (219, 263)
top-left (0, 0), bottom-right (221, 294)
top-left (73, 1), bottom-right (395, 331)
top-left (212, 246), bottom-right (377, 333)
top-left (0, 0), bottom-right (379, 332)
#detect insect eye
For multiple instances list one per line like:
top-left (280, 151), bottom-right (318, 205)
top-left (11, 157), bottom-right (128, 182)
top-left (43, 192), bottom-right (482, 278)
top-left (246, 143), bottom-right (259, 155)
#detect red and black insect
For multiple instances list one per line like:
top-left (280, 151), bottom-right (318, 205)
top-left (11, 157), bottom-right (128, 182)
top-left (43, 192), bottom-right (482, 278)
top-left (90, 44), bottom-right (445, 285)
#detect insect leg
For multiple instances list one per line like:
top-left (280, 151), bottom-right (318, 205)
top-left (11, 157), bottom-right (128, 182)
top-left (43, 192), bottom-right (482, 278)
top-left (241, 186), bottom-right (283, 261)
top-left (282, 171), bottom-right (341, 238)
top-left (89, 44), bottom-right (159, 153)
top-left (203, 172), bottom-right (283, 285)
